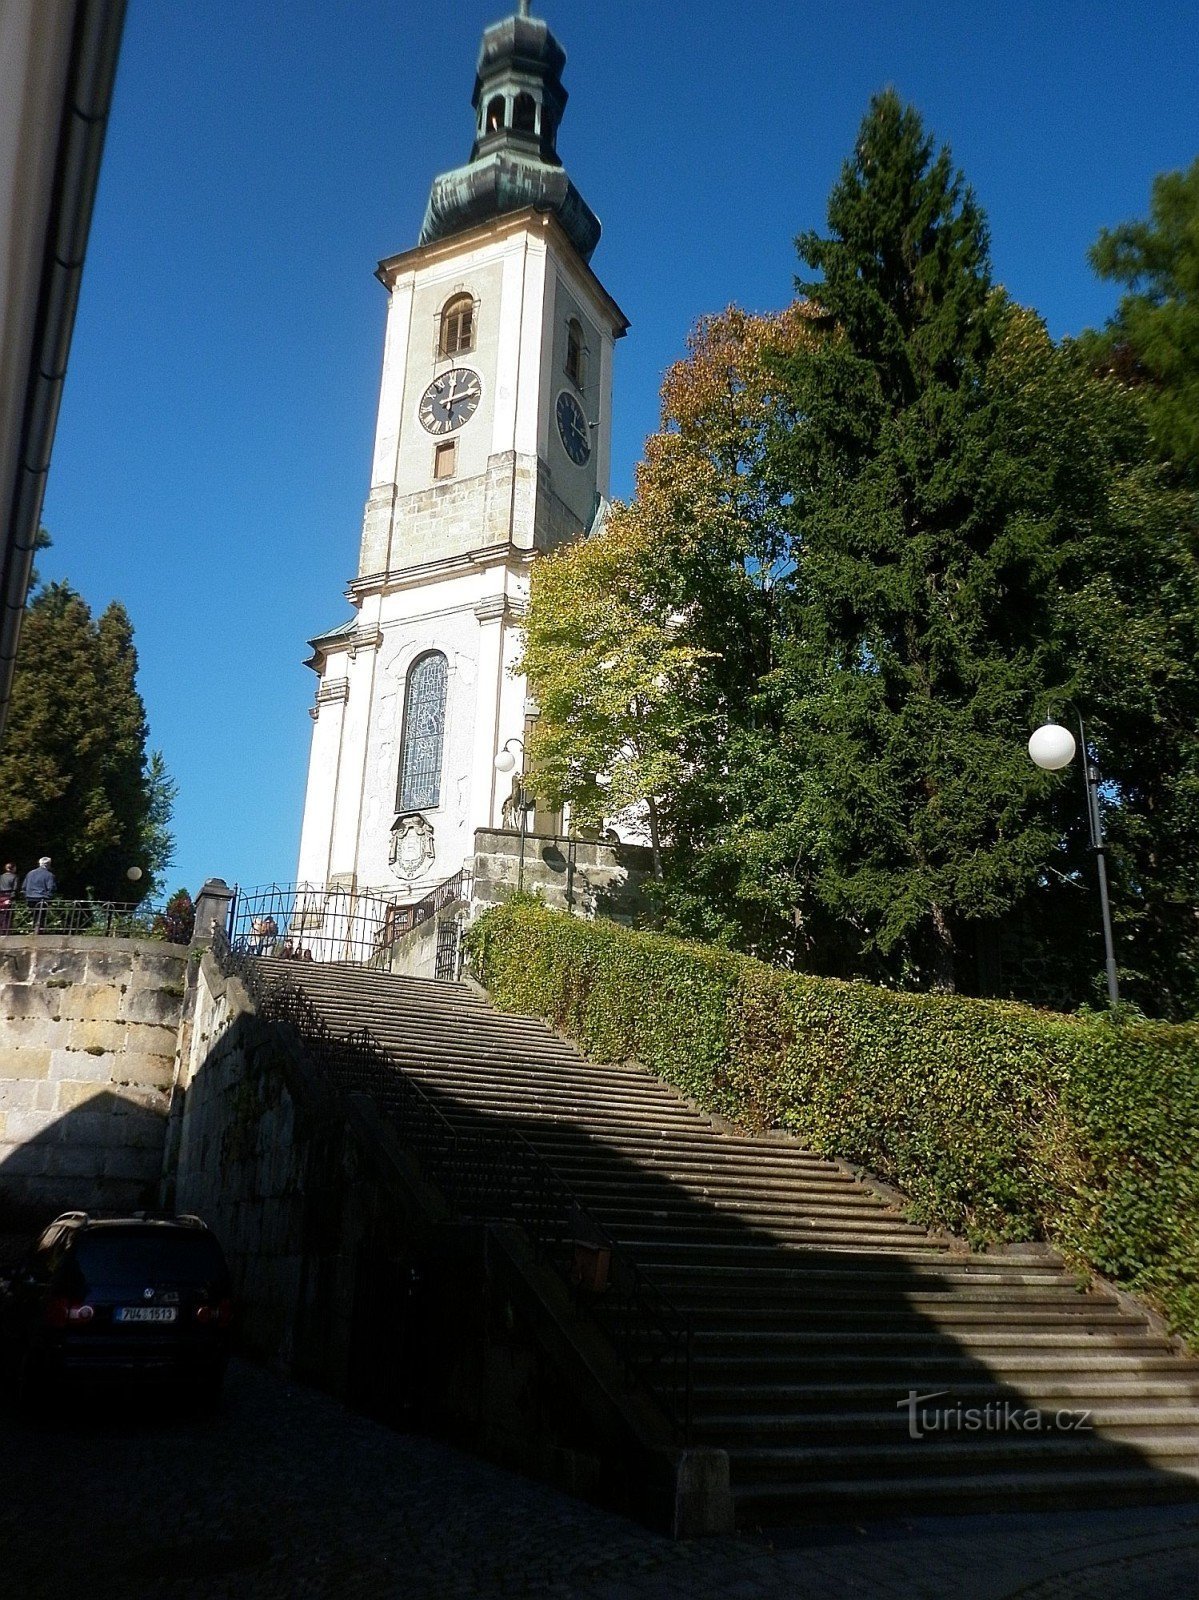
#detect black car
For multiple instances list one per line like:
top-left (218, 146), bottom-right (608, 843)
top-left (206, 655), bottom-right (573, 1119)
top-left (1, 1212), bottom-right (233, 1409)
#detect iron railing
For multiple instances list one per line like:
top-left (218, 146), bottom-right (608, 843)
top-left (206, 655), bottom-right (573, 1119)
top-left (0, 897), bottom-right (189, 942)
top-left (211, 927), bottom-right (692, 1439)
top-left (396, 866), bottom-right (469, 936)
top-left (227, 875), bottom-right (470, 971)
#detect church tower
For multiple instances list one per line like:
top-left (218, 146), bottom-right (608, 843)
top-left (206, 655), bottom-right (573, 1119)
top-left (296, 5), bottom-right (627, 903)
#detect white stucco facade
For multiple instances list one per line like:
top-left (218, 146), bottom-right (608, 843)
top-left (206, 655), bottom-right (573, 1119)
top-left (295, 206), bottom-right (627, 904)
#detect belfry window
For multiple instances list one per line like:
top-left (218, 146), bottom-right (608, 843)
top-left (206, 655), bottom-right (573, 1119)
top-left (485, 95), bottom-right (505, 133)
top-left (397, 652), bottom-right (448, 812)
top-left (565, 318), bottom-right (586, 389)
top-left (439, 294), bottom-right (475, 357)
top-left (513, 92), bottom-right (537, 134)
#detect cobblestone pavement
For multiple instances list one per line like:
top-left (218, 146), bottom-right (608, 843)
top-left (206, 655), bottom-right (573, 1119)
top-left (0, 1359), bottom-right (1195, 1600)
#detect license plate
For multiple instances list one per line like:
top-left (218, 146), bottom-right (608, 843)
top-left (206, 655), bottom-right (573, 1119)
top-left (114, 1306), bottom-right (177, 1323)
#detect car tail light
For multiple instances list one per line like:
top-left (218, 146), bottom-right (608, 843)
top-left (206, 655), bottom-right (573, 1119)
top-left (45, 1298), bottom-right (93, 1327)
top-left (194, 1299), bottom-right (233, 1327)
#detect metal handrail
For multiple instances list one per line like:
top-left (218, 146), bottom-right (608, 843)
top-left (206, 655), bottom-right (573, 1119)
top-left (210, 927), bottom-right (692, 1439)
top-left (0, 896), bottom-right (189, 942)
top-left (227, 875), bottom-right (470, 971)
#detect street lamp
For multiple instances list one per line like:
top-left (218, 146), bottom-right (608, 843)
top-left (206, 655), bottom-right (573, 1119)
top-left (1028, 711), bottom-right (1120, 1006)
top-left (494, 738), bottom-right (529, 892)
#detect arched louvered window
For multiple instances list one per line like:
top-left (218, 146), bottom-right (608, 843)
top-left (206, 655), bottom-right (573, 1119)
top-left (397, 652), bottom-right (448, 812)
top-left (439, 293), bottom-right (475, 358)
top-left (513, 92), bottom-right (537, 133)
top-left (565, 318), bottom-right (586, 389)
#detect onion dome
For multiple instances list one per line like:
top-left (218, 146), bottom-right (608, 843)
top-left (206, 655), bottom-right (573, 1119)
top-left (419, 4), bottom-right (601, 263)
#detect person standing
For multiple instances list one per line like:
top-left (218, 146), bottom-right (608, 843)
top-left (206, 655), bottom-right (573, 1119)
top-left (0, 863), bottom-right (17, 934)
top-left (22, 856), bottom-right (56, 933)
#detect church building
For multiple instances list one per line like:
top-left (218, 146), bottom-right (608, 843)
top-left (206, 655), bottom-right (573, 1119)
top-left (295, 4), bottom-right (627, 909)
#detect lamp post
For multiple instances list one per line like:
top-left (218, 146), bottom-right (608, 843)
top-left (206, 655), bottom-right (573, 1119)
top-left (494, 738), bottom-right (528, 893)
top-left (1027, 711), bottom-right (1120, 1006)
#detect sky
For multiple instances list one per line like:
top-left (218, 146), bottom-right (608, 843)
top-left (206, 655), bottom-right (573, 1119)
top-left (36, 0), bottom-right (1199, 900)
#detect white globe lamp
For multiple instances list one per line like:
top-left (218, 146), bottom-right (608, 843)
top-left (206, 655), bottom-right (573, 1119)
top-left (1028, 722), bottom-right (1076, 772)
top-left (494, 748), bottom-right (517, 775)
top-left (125, 866), bottom-right (143, 883)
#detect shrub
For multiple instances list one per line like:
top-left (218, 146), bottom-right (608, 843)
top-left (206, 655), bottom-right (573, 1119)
top-left (466, 898), bottom-right (1199, 1344)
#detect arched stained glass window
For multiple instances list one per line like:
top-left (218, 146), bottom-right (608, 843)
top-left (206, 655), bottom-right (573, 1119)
top-left (397, 652), bottom-right (448, 812)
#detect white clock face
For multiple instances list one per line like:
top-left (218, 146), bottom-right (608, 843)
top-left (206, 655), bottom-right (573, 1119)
top-left (419, 367), bottom-right (482, 435)
top-left (556, 390), bottom-right (590, 465)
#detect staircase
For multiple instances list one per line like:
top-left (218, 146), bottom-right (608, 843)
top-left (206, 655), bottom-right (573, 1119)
top-left (255, 958), bottom-right (1199, 1524)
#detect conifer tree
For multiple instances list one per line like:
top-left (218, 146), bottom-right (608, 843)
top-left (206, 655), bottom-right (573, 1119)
top-left (0, 581), bottom-right (173, 897)
top-left (749, 92), bottom-right (1085, 989)
top-left (1083, 157), bottom-right (1199, 486)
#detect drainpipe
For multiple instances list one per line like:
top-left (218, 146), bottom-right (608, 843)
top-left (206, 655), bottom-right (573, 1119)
top-left (0, 0), bottom-right (128, 743)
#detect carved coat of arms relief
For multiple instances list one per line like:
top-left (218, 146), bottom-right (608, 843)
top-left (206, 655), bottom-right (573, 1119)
top-left (390, 813), bottom-right (435, 880)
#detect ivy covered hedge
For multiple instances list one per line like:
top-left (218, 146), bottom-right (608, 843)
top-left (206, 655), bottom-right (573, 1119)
top-left (466, 898), bottom-right (1199, 1345)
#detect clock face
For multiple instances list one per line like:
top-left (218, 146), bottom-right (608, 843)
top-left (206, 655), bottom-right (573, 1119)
top-left (419, 367), bottom-right (482, 435)
top-left (556, 391), bottom-right (591, 465)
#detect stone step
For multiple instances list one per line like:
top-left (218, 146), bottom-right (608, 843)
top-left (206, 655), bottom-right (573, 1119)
top-left (586, 1207), bottom-right (916, 1240)
top-left (732, 1468), bottom-right (1199, 1521)
top-left (578, 1191), bottom-right (902, 1223)
top-left (645, 1265), bottom-right (1090, 1295)
top-left (535, 1160), bottom-right (875, 1194)
top-left (725, 1433), bottom-right (1199, 1485)
top-left (425, 1093), bottom-right (711, 1127)
top-left (695, 1406), bottom-right (1199, 1443)
top-left (614, 1230), bottom-right (940, 1261)
top-left (691, 1376), bottom-right (1199, 1411)
top-left (678, 1326), bottom-right (1174, 1354)
top-left (399, 1078), bottom-right (713, 1121)
top-left (647, 1310), bottom-right (1144, 1339)
top-left (687, 1350), bottom-right (1194, 1377)
top-left (618, 1298), bottom-right (1129, 1335)
top-left (528, 1129), bottom-right (843, 1165)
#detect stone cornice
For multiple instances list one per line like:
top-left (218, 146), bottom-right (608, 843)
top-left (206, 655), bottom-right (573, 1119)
top-left (302, 626), bottom-right (381, 675)
top-left (309, 679), bottom-right (350, 718)
top-left (347, 627), bottom-right (382, 660)
top-left (348, 541), bottom-right (535, 604)
top-left (375, 208), bottom-right (629, 338)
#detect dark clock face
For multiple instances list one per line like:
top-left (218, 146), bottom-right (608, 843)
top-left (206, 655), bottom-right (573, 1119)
top-left (419, 367), bottom-right (482, 435)
top-left (556, 390), bottom-right (591, 465)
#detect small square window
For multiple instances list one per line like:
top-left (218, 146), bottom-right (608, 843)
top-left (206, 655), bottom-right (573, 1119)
top-left (434, 440), bottom-right (457, 480)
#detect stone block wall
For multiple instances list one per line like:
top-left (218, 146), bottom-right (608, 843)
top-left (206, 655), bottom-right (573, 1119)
top-left (471, 829), bottom-right (653, 923)
top-left (0, 937), bottom-right (188, 1221)
top-left (173, 953), bottom-right (445, 1391)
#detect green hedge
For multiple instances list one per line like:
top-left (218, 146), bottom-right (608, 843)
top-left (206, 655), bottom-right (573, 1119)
top-left (466, 899), bottom-right (1199, 1345)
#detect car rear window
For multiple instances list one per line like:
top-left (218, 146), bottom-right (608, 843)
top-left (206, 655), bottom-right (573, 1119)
top-left (71, 1228), bottom-right (227, 1284)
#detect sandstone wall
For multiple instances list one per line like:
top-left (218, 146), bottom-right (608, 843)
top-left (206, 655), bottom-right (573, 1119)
top-left (0, 937), bottom-right (188, 1221)
top-left (471, 829), bottom-right (653, 923)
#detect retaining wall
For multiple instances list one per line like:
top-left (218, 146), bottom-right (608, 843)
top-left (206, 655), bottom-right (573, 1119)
top-left (471, 829), bottom-right (653, 922)
top-left (0, 937), bottom-right (188, 1221)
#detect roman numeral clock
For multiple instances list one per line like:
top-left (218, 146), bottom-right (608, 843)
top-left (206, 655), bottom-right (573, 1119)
top-left (419, 367), bottom-right (482, 436)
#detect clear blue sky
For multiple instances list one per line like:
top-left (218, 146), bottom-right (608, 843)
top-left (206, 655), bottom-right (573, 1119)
top-left (37, 0), bottom-right (1199, 899)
